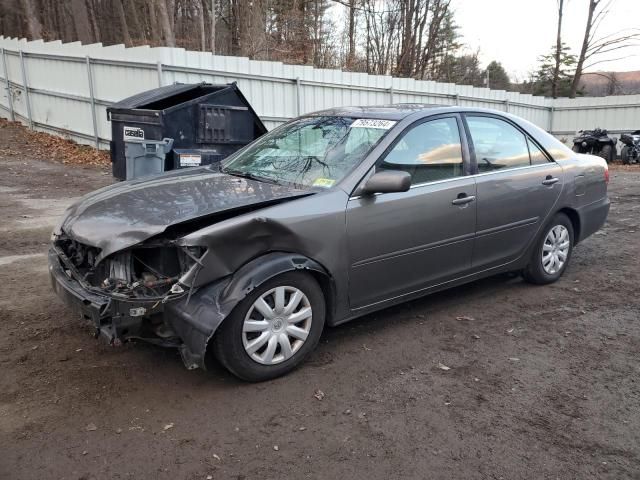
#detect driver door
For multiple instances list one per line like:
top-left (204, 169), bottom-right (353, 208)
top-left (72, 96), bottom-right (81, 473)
top-left (346, 115), bottom-right (477, 309)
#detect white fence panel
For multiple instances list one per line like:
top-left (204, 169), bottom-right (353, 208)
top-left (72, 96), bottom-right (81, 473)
top-left (1, 35), bottom-right (639, 152)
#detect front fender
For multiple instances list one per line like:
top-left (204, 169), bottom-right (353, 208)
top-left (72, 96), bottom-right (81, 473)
top-left (164, 252), bottom-right (332, 370)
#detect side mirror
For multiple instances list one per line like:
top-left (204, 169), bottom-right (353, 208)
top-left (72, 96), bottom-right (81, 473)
top-left (361, 170), bottom-right (411, 195)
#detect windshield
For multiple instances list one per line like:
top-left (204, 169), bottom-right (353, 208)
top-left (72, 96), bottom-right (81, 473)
top-left (221, 116), bottom-right (395, 188)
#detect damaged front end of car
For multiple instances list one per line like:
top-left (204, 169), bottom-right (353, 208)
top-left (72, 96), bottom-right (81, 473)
top-left (49, 232), bottom-right (206, 358)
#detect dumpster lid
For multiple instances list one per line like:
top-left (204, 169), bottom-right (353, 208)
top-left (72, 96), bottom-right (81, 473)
top-left (107, 82), bottom-right (268, 135)
top-left (109, 83), bottom-right (206, 110)
top-left (108, 82), bottom-right (238, 112)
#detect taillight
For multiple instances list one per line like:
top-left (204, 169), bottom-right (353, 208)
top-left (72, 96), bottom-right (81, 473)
top-left (604, 166), bottom-right (609, 184)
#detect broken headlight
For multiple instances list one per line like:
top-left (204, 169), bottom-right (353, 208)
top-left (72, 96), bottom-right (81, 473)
top-left (97, 246), bottom-right (205, 299)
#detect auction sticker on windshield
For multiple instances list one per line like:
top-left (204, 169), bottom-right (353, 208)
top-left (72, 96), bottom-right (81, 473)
top-left (350, 119), bottom-right (396, 129)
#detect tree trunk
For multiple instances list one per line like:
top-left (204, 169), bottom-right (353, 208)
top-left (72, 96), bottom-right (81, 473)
top-left (346, 0), bottom-right (356, 69)
top-left (197, 1), bottom-right (206, 51)
top-left (125, 0), bottom-right (145, 44)
top-left (114, 0), bottom-right (131, 46)
top-left (20, 0), bottom-right (43, 39)
top-left (551, 0), bottom-right (564, 98)
top-left (156, 0), bottom-right (176, 47)
top-left (71, 0), bottom-right (94, 43)
top-left (570, 0), bottom-right (598, 98)
top-left (210, 0), bottom-right (216, 54)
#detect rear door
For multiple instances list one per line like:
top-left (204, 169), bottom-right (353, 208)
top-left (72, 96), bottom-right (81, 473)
top-left (346, 115), bottom-right (477, 309)
top-left (464, 114), bottom-right (563, 270)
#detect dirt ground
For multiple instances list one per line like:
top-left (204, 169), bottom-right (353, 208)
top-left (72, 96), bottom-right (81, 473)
top-left (1, 120), bottom-right (639, 480)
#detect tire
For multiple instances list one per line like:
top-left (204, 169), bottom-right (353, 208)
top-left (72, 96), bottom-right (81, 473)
top-left (523, 213), bottom-right (574, 285)
top-left (597, 144), bottom-right (613, 163)
top-left (571, 145), bottom-right (581, 153)
top-left (212, 271), bottom-right (325, 382)
top-left (621, 145), bottom-right (631, 165)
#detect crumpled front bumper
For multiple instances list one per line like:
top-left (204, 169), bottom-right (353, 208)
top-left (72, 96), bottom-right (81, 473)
top-left (49, 248), bottom-right (175, 346)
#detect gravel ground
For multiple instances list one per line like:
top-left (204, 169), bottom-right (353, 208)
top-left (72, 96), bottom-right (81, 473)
top-left (1, 120), bottom-right (639, 480)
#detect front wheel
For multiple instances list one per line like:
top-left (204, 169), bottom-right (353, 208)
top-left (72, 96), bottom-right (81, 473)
top-left (571, 144), bottom-right (582, 153)
top-left (621, 145), bottom-right (631, 164)
top-left (212, 271), bottom-right (325, 381)
top-left (597, 144), bottom-right (614, 163)
top-left (523, 213), bottom-right (574, 285)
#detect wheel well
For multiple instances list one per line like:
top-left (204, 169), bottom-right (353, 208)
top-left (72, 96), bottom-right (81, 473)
top-left (558, 207), bottom-right (581, 243)
top-left (307, 270), bottom-right (336, 326)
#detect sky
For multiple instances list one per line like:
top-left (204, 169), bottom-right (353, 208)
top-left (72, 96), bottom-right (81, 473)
top-left (450, 0), bottom-right (640, 80)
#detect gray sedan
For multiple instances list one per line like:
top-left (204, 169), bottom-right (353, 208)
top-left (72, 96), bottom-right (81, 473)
top-left (49, 105), bottom-right (610, 381)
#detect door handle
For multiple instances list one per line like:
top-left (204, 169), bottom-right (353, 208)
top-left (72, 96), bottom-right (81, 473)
top-left (542, 176), bottom-right (559, 186)
top-left (451, 194), bottom-right (476, 206)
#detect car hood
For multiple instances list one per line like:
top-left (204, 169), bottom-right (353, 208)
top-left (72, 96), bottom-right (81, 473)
top-left (58, 168), bottom-right (312, 260)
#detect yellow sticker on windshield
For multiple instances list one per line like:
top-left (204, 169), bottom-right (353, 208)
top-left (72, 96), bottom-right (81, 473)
top-left (312, 178), bottom-right (336, 188)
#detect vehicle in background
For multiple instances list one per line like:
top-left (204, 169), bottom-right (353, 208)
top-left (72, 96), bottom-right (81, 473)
top-left (49, 106), bottom-right (610, 381)
top-left (572, 128), bottom-right (617, 163)
top-left (620, 130), bottom-right (640, 165)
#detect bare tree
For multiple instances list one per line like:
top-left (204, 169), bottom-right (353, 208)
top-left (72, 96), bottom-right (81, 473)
top-left (346, 0), bottom-right (356, 69)
top-left (114, 0), bottom-right (132, 46)
top-left (20, 0), bottom-right (42, 39)
top-left (570, 0), bottom-right (640, 97)
top-left (157, 0), bottom-right (177, 47)
top-left (71, 0), bottom-right (94, 44)
top-left (210, 0), bottom-right (216, 54)
top-left (551, 0), bottom-right (564, 98)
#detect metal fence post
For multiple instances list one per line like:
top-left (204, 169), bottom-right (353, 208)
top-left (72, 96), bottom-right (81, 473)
top-left (295, 77), bottom-right (301, 116)
top-left (389, 85), bottom-right (394, 104)
top-left (454, 93), bottom-right (460, 106)
top-left (1, 48), bottom-right (15, 121)
top-left (18, 50), bottom-right (33, 130)
top-left (548, 106), bottom-right (555, 133)
top-left (85, 56), bottom-right (99, 148)
top-left (157, 61), bottom-right (163, 87)
top-left (504, 99), bottom-right (510, 113)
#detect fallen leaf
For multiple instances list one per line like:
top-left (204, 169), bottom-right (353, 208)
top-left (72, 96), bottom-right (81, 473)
top-left (163, 423), bottom-right (174, 431)
top-left (437, 363), bottom-right (451, 371)
top-left (273, 445), bottom-right (279, 451)
top-left (509, 357), bottom-right (520, 362)
top-left (456, 315), bottom-right (475, 321)
top-left (86, 423), bottom-right (97, 431)
top-left (313, 390), bottom-right (325, 401)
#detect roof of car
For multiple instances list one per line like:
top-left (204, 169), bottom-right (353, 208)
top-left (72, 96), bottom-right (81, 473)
top-left (308, 104), bottom-right (455, 120)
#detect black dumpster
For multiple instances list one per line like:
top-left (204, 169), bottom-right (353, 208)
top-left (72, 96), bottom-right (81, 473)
top-left (107, 82), bottom-right (267, 180)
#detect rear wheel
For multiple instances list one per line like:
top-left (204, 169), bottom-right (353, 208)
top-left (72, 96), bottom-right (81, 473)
top-left (571, 145), bottom-right (582, 153)
top-left (523, 213), bottom-right (574, 285)
top-left (212, 271), bottom-right (325, 381)
top-left (597, 144), bottom-right (613, 163)
top-left (621, 145), bottom-right (631, 165)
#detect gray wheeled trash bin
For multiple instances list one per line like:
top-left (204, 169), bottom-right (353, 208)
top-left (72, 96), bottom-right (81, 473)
top-left (124, 138), bottom-right (174, 180)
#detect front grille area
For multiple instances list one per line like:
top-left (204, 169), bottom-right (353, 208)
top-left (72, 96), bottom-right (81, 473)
top-left (56, 237), bottom-right (101, 271)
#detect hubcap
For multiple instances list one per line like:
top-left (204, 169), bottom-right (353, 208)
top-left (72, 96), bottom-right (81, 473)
top-left (242, 286), bottom-right (312, 365)
top-left (542, 225), bottom-right (570, 275)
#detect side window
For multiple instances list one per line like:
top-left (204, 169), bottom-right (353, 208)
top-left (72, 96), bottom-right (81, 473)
top-left (380, 117), bottom-right (464, 185)
top-left (527, 138), bottom-right (550, 165)
top-left (466, 116), bottom-right (530, 172)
